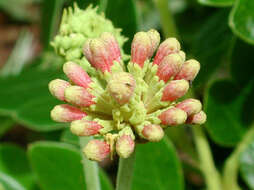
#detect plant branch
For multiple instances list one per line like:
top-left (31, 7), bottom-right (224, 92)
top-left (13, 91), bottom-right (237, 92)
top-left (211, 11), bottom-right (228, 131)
top-left (153, 0), bottom-right (178, 38)
top-left (193, 126), bottom-right (222, 190)
top-left (116, 152), bottom-right (136, 190)
top-left (79, 137), bottom-right (101, 190)
top-left (222, 125), bottom-right (254, 190)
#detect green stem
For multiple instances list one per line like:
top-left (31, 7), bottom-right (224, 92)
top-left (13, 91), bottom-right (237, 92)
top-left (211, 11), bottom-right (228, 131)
top-left (193, 126), bottom-right (222, 190)
top-left (116, 153), bottom-right (136, 190)
top-left (79, 137), bottom-right (101, 190)
top-left (153, 0), bottom-right (178, 38)
top-left (222, 125), bottom-right (254, 190)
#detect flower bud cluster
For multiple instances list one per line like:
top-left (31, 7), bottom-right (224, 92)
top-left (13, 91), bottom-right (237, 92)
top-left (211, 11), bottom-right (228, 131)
top-left (50, 25), bottom-right (206, 161)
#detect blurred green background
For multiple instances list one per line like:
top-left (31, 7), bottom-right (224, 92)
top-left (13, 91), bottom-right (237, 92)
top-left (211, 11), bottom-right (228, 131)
top-left (0, 0), bottom-right (253, 190)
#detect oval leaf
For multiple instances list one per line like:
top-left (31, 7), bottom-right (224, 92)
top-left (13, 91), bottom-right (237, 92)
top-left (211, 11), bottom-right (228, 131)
top-left (132, 137), bottom-right (184, 190)
top-left (204, 80), bottom-right (253, 146)
top-left (229, 0), bottom-right (254, 44)
top-left (0, 67), bottom-right (67, 131)
top-left (28, 141), bottom-right (113, 190)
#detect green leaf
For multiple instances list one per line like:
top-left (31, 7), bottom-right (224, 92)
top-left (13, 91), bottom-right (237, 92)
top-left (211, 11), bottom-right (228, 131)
top-left (240, 140), bottom-right (254, 190)
top-left (0, 67), bottom-right (67, 131)
top-left (229, 0), bottom-right (254, 45)
top-left (132, 137), bottom-right (184, 190)
top-left (42, 0), bottom-right (66, 50)
top-left (231, 39), bottom-right (254, 85)
top-left (205, 80), bottom-right (253, 146)
top-left (198, 0), bottom-right (234, 7)
top-left (28, 141), bottom-right (113, 190)
top-left (105, 0), bottom-right (138, 49)
top-left (192, 9), bottom-right (235, 88)
top-left (0, 117), bottom-right (14, 138)
top-left (0, 144), bottom-right (36, 189)
top-left (0, 172), bottom-right (26, 190)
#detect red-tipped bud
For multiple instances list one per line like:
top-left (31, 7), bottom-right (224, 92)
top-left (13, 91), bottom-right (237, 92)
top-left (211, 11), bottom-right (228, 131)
top-left (159, 107), bottom-right (187, 126)
top-left (63, 62), bottom-right (91, 88)
top-left (83, 140), bottom-right (110, 161)
top-left (147, 29), bottom-right (160, 57)
top-left (142, 124), bottom-right (164, 142)
top-left (50, 104), bottom-right (86, 122)
top-left (64, 86), bottom-right (95, 107)
top-left (107, 72), bottom-right (136, 105)
top-left (187, 111), bottom-right (207, 125)
top-left (156, 53), bottom-right (183, 82)
top-left (116, 135), bottom-right (135, 158)
top-left (176, 98), bottom-right (202, 116)
top-left (84, 38), bottom-right (111, 72)
top-left (153, 38), bottom-right (181, 65)
top-left (174, 59), bottom-right (200, 81)
top-left (70, 120), bottom-right (102, 136)
top-left (101, 32), bottom-right (121, 62)
top-left (161, 80), bottom-right (189, 102)
top-left (131, 32), bottom-right (151, 67)
top-left (48, 79), bottom-right (70, 101)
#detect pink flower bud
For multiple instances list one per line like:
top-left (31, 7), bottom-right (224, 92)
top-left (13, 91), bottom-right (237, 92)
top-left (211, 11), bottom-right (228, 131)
top-left (100, 32), bottom-right (121, 63)
top-left (83, 140), bottom-right (110, 161)
top-left (116, 135), bottom-right (135, 158)
top-left (156, 53), bottom-right (183, 82)
top-left (147, 29), bottom-right (160, 57)
top-left (83, 39), bottom-right (93, 64)
top-left (161, 79), bottom-right (189, 102)
top-left (107, 72), bottom-right (136, 105)
top-left (64, 86), bottom-right (95, 107)
top-left (142, 124), bottom-right (164, 142)
top-left (48, 79), bottom-right (70, 101)
top-left (63, 62), bottom-right (91, 88)
top-left (50, 104), bottom-right (86, 122)
top-left (153, 38), bottom-right (181, 65)
top-left (176, 98), bottom-right (202, 116)
top-left (174, 59), bottom-right (200, 81)
top-left (131, 31), bottom-right (154, 67)
top-left (159, 107), bottom-right (187, 126)
top-left (84, 38), bottom-right (111, 72)
top-left (70, 119), bottom-right (102, 136)
top-left (187, 111), bottom-right (207, 125)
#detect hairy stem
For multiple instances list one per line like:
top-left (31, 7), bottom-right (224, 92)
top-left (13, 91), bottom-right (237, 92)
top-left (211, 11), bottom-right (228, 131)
top-left (193, 126), bottom-right (222, 190)
top-left (153, 0), bottom-right (178, 38)
top-left (222, 125), bottom-right (254, 190)
top-left (79, 137), bottom-right (101, 190)
top-left (116, 153), bottom-right (136, 190)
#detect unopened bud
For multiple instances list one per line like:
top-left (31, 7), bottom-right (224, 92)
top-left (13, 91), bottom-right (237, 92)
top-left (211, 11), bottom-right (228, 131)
top-left (174, 59), bottom-right (200, 81)
top-left (64, 86), bottom-right (95, 107)
top-left (83, 39), bottom-right (93, 64)
top-left (63, 62), bottom-right (91, 88)
top-left (176, 98), bottom-right (202, 116)
top-left (162, 80), bottom-right (189, 101)
top-left (159, 107), bottom-right (187, 126)
top-left (187, 111), bottom-right (207, 125)
top-left (70, 119), bottom-right (102, 136)
top-left (131, 32), bottom-right (151, 67)
top-left (86, 38), bottom-right (111, 72)
top-left (107, 72), bottom-right (136, 105)
top-left (142, 124), bottom-right (164, 142)
top-left (147, 29), bottom-right (160, 57)
top-left (153, 38), bottom-right (180, 65)
top-left (156, 53), bottom-right (183, 82)
top-left (49, 79), bottom-right (70, 101)
top-left (179, 51), bottom-right (186, 61)
top-left (51, 104), bottom-right (86, 122)
top-left (116, 135), bottom-right (135, 158)
top-left (101, 32), bottom-right (121, 62)
top-left (83, 140), bottom-right (110, 161)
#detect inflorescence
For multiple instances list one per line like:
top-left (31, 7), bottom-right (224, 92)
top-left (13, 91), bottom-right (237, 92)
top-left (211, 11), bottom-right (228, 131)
top-left (49, 28), bottom-right (206, 162)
